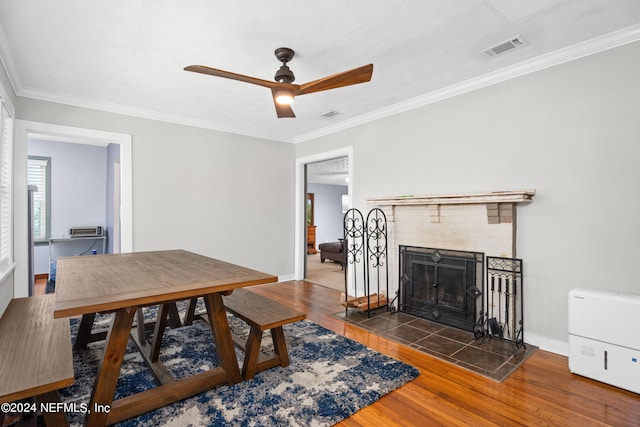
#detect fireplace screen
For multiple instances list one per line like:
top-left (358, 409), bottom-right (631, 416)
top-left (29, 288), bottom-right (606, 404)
top-left (399, 246), bottom-right (484, 332)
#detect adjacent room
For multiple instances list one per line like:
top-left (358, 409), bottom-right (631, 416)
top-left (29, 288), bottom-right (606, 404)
top-left (1, 2), bottom-right (640, 426)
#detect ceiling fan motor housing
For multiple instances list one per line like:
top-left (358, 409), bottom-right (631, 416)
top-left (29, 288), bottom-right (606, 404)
top-left (275, 65), bottom-right (295, 83)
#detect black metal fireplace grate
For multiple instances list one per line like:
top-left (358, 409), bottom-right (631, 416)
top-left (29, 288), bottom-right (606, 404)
top-left (398, 246), bottom-right (484, 333)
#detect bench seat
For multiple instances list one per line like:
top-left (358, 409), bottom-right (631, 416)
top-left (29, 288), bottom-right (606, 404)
top-left (0, 294), bottom-right (74, 426)
top-left (223, 289), bottom-right (306, 380)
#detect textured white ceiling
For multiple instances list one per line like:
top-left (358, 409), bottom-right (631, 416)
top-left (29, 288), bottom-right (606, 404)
top-left (1, 1), bottom-right (640, 143)
top-left (307, 157), bottom-right (348, 186)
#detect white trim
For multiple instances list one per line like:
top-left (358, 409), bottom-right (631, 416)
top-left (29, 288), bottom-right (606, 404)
top-left (295, 147), bottom-right (353, 281)
top-left (278, 274), bottom-right (296, 283)
top-left (525, 332), bottom-right (569, 357)
top-left (0, 262), bottom-right (15, 284)
top-left (18, 86), bottom-right (294, 144)
top-left (13, 120), bottom-right (133, 297)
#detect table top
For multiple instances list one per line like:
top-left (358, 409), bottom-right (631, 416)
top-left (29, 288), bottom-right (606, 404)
top-left (54, 249), bottom-right (278, 318)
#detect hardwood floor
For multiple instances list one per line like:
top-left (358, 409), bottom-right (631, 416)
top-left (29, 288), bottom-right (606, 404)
top-left (250, 281), bottom-right (640, 427)
top-left (305, 253), bottom-right (343, 291)
top-left (34, 274), bottom-right (48, 296)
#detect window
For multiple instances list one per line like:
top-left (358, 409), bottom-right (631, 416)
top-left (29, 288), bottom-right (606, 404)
top-left (27, 156), bottom-right (51, 242)
top-left (0, 102), bottom-right (13, 269)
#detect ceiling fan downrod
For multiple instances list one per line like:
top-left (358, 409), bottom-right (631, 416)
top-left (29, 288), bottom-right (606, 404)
top-left (274, 47), bottom-right (295, 84)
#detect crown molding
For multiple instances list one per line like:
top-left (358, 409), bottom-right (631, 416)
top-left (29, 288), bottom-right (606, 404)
top-left (17, 86), bottom-right (294, 143)
top-left (293, 23), bottom-right (640, 144)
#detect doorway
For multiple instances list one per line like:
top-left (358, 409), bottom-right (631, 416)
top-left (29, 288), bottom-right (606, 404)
top-left (13, 120), bottom-right (132, 297)
top-left (27, 137), bottom-right (115, 291)
top-left (295, 149), bottom-right (352, 290)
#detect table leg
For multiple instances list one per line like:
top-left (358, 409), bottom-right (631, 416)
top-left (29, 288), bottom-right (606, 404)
top-left (85, 307), bottom-right (136, 427)
top-left (167, 303), bottom-right (182, 329)
top-left (183, 298), bottom-right (199, 325)
top-left (136, 308), bottom-right (146, 344)
top-left (73, 313), bottom-right (96, 350)
top-left (204, 293), bottom-right (242, 385)
top-left (150, 304), bottom-right (171, 362)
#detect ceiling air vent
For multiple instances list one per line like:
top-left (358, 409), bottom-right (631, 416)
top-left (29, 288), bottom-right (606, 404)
top-left (321, 110), bottom-right (340, 118)
top-left (483, 35), bottom-right (526, 57)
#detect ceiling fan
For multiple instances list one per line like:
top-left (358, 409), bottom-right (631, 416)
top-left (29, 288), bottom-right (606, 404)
top-left (184, 48), bottom-right (373, 118)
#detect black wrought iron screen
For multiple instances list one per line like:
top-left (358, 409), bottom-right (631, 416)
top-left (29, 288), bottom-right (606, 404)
top-left (343, 208), bottom-right (389, 316)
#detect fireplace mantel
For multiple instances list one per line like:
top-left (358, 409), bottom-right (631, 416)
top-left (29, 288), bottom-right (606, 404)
top-left (368, 190), bottom-right (535, 206)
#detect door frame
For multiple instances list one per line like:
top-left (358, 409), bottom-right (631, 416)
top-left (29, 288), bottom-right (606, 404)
top-left (294, 147), bottom-right (352, 280)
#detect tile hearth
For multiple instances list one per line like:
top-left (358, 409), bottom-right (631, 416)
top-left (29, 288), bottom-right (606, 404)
top-left (333, 309), bottom-right (537, 382)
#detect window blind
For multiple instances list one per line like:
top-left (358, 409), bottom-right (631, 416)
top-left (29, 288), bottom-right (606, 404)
top-left (27, 157), bottom-right (50, 241)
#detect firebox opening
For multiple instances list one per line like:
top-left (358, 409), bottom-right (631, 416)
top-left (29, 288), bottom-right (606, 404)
top-left (399, 246), bottom-right (484, 332)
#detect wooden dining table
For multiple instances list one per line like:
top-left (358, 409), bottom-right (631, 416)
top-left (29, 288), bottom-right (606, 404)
top-left (53, 249), bottom-right (277, 426)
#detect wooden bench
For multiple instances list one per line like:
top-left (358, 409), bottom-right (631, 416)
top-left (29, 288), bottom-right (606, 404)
top-left (0, 294), bottom-right (74, 427)
top-left (222, 289), bottom-right (306, 380)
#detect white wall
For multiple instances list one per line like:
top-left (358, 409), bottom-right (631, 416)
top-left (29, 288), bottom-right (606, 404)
top-left (308, 183), bottom-right (347, 245)
top-left (296, 41), bottom-right (640, 354)
top-left (13, 99), bottom-right (295, 283)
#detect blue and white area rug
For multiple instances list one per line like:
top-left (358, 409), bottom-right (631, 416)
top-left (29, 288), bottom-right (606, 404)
top-left (61, 312), bottom-right (420, 426)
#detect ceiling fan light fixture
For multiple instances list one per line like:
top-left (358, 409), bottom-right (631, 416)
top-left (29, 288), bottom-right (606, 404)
top-left (274, 89), bottom-right (294, 105)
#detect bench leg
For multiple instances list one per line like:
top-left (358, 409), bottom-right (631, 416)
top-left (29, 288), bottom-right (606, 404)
top-left (241, 326), bottom-right (263, 380)
top-left (271, 326), bottom-right (290, 368)
top-left (36, 390), bottom-right (69, 427)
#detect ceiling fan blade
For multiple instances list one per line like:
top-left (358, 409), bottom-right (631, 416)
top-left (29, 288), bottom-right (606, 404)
top-left (184, 65), bottom-right (283, 89)
top-left (271, 89), bottom-right (296, 118)
top-left (296, 64), bottom-right (373, 96)
top-left (274, 101), bottom-right (296, 118)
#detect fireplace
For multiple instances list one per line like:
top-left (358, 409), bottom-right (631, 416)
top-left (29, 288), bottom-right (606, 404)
top-left (399, 245), bottom-right (483, 332)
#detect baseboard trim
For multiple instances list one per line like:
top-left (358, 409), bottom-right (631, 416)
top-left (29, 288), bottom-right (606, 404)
top-left (278, 274), bottom-right (296, 283)
top-left (525, 332), bottom-right (569, 357)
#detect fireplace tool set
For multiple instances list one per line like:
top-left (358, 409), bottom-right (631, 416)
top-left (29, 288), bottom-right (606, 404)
top-left (481, 256), bottom-right (525, 348)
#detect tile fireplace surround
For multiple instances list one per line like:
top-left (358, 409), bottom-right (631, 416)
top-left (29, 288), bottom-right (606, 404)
top-left (367, 190), bottom-right (535, 300)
